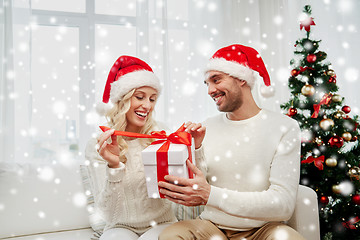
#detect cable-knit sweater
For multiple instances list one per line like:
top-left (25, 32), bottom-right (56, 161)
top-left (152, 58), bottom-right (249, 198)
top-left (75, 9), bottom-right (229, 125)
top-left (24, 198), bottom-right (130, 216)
top-left (199, 109), bottom-right (301, 231)
top-left (86, 138), bottom-right (177, 234)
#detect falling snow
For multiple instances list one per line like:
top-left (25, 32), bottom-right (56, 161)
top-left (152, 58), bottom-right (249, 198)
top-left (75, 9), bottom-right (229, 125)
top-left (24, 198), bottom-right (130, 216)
top-left (1, 1), bottom-right (360, 238)
top-left (338, 181), bottom-right (354, 196)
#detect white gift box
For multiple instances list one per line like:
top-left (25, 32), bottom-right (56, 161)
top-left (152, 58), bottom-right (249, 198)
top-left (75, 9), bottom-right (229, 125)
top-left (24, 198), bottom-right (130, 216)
top-left (142, 139), bottom-right (195, 198)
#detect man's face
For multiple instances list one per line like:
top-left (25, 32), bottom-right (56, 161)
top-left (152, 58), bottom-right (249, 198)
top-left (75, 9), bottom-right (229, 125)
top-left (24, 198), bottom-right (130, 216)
top-left (204, 70), bottom-right (244, 112)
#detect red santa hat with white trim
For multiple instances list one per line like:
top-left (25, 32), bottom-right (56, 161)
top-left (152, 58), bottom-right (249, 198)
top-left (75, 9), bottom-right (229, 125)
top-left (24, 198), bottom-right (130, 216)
top-left (204, 44), bottom-right (271, 89)
top-left (97, 55), bottom-right (161, 115)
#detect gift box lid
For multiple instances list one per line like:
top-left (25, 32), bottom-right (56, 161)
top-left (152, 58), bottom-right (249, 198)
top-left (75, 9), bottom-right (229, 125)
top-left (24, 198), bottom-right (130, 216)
top-left (142, 140), bottom-right (194, 165)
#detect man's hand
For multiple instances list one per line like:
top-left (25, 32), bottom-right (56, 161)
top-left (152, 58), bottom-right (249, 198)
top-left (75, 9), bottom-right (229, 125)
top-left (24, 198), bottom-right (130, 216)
top-left (158, 160), bottom-right (211, 206)
top-left (184, 121), bottom-right (206, 149)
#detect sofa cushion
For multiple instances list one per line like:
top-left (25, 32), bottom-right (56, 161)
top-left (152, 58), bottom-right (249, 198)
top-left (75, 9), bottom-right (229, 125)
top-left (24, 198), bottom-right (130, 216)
top-left (80, 163), bottom-right (107, 238)
top-left (0, 162), bottom-right (90, 238)
top-left (173, 203), bottom-right (204, 221)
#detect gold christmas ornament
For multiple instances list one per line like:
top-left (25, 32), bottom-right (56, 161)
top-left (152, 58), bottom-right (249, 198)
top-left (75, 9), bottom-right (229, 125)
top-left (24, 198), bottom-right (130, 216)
top-left (332, 94), bottom-right (342, 103)
top-left (325, 158), bottom-right (337, 167)
top-left (319, 118), bottom-right (335, 131)
top-left (301, 84), bottom-right (315, 96)
top-left (326, 69), bottom-right (336, 76)
top-left (334, 110), bottom-right (346, 119)
top-left (342, 132), bottom-right (352, 141)
top-left (348, 166), bottom-right (360, 180)
top-left (314, 137), bottom-right (323, 145)
top-left (332, 184), bottom-right (341, 194)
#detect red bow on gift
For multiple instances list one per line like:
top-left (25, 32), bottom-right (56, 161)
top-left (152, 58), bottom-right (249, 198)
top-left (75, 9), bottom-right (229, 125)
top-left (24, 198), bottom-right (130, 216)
top-left (100, 124), bottom-right (194, 198)
top-left (311, 93), bottom-right (332, 118)
top-left (301, 155), bottom-right (325, 170)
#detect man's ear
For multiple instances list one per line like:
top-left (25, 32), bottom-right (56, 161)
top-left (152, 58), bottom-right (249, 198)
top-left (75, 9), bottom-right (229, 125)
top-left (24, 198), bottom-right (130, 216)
top-left (238, 80), bottom-right (247, 86)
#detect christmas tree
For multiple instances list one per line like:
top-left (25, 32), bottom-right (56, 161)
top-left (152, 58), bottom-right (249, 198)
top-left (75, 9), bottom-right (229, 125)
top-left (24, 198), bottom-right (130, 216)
top-left (281, 5), bottom-right (360, 239)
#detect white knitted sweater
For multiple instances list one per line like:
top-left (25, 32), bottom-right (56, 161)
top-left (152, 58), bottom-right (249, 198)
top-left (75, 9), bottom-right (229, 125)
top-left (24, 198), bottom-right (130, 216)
top-left (199, 109), bottom-right (301, 231)
top-left (86, 138), bottom-right (177, 234)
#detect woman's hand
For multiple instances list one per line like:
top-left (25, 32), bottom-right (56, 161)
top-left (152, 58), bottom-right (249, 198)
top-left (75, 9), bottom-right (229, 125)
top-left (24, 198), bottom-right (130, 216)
top-left (96, 129), bottom-right (121, 168)
top-left (184, 122), bottom-right (206, 149)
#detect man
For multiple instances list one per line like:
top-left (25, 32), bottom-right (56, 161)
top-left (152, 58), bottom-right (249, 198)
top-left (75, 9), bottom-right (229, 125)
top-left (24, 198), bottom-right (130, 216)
top-left (158, 44), bottom-right (305, 240)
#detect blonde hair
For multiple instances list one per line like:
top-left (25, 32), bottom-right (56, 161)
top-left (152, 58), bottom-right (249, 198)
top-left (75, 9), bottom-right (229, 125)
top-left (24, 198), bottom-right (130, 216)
top-left (105, 89), bottom-right (157, 163)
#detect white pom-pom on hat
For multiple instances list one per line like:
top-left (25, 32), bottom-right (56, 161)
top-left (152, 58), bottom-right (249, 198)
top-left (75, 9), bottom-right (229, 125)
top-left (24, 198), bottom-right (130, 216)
top-left (95, 101), bottom-right (112, 116)
top-left (260, 85), bottom-right (276, 98)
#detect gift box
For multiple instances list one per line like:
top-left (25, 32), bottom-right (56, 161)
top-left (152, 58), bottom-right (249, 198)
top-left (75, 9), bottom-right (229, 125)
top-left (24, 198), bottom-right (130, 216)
top-left (142, 139), bottom-right (195, 198)
top-left (99, 124), bottom-right (194, 199)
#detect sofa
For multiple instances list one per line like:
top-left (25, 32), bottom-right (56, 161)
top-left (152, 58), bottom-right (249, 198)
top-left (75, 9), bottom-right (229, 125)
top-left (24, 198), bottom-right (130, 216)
top-left (0, 162), bottom-right (93, 240)
top-left (0, 161), bottom-right (320, 240)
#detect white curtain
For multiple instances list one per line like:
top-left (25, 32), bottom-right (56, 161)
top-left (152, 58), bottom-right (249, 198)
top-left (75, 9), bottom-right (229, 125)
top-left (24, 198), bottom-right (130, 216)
top-left (0, 0), bottom-right (15, 162)
top-left (1, 0), bottom-right (32, 163)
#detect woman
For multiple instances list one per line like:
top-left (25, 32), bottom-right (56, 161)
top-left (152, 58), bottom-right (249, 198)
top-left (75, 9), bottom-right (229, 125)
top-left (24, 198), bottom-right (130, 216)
top-left (86, 55), bottom-right (205, 240)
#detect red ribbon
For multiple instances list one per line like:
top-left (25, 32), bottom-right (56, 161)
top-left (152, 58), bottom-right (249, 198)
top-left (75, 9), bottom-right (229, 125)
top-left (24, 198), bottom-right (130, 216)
top-left (100, 124), bottom-right (194, 198)
top-left (300, 17), bottom-right (316, 32)
top-left (311, 93), bottom-right (332, 118)
top-left (299, 66), bottom-right (314, 73)
top-left (301, 155), bottom-right (325, 170)
top-left (343, 217), bottom-right (360, 230)
top-left (354, 122), bottom-right (359, 132)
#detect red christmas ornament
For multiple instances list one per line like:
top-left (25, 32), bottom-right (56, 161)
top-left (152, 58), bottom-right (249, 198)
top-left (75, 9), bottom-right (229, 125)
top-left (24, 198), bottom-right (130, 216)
top-left (306, 54), bottom-right (317, 63)
top-left (328, 136), bottom-right (344, 148)
top-left (320, 196), bottom-right (329, 205)
top-left (291, 69), bottom-right (300, 77)
top-left (342, 105), bottom-right (351, 114)
top-left (288, 107), bottom-right (297, 117)
top-left (328, 76), bottom-right (336, 83)
top-left (352, 194), bottom-right (360, 205)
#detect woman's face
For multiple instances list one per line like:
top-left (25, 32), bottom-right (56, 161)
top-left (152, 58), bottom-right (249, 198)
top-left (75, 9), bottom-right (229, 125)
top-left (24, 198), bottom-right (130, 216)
top-left (125, 86), bottom-right (158, 133)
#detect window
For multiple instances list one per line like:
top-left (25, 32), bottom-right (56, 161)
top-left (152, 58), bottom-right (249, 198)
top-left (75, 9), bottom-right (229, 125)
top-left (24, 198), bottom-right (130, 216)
top-left (31, 0), bottom-right (86, 13)
top-left (29, 25), bottom-right (80, 162)
top-left (94, 24), bottom-right (137, 102)
top-left (5, 0), bottom-right (193, 163)
top-left (8, 0), bottom-right (140, 163)
top-left (95, 0), bottom-right (136, 16)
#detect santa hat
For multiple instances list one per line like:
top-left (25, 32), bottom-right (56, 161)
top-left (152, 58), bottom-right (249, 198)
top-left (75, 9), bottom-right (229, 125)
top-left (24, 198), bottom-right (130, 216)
top-left (204, 44), bottom-right (271, 89)
top-left (97, 55), bottom-right (161, 115)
